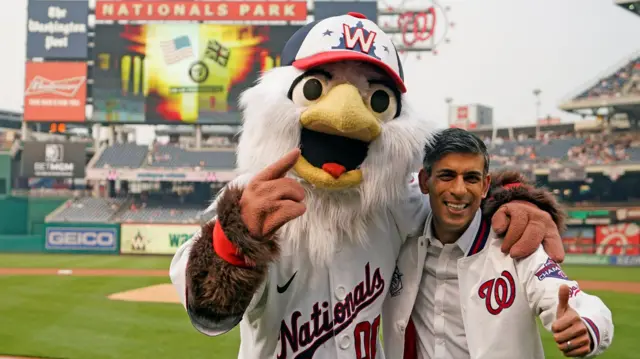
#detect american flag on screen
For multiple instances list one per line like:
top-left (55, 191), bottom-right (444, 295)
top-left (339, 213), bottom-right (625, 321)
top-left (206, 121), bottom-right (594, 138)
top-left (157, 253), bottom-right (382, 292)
top-left (160, 35), bottom-right (194, 65)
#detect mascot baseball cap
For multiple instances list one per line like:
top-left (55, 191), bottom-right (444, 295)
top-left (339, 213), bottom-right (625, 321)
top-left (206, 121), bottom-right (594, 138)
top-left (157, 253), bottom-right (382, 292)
top-left (281, 12), bottom-right (406, 93)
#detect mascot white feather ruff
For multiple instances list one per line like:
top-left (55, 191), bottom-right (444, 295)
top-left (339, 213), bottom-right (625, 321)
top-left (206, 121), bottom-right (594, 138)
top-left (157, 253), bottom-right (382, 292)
top-left (237, 61), bottom-right (429, 268)
top-left (169, 12), bottom-right (565, 359)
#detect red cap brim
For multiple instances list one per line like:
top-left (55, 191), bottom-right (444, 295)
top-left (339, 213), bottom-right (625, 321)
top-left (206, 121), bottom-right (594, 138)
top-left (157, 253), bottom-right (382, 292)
top-left (292, 51), bottom-right (406, 93)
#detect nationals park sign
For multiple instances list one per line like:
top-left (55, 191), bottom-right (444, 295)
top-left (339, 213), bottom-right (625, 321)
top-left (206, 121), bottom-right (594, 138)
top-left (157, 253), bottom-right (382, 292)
top-left (95, 0), bottom-right (308, 22)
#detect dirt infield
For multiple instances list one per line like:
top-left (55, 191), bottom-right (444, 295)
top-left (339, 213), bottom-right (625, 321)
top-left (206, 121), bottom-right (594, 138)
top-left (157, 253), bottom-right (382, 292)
top-left (575, 280), bottom-right (640, 294)
top-left (108, 283), bottom-right (180, 304)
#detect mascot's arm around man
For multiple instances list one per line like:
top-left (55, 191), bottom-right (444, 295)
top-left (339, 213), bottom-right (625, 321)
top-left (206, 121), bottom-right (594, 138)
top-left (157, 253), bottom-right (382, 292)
top-left (169, 150), bottom-right (566, 338)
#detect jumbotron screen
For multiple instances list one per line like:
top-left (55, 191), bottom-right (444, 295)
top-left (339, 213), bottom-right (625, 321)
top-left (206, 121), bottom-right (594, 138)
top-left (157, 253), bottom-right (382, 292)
top-left (91, 24), bottom-right (299, 123)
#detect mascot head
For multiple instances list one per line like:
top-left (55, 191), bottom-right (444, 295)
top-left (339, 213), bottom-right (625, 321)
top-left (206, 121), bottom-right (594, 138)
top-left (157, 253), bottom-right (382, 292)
top-left (235, 12), bottom-right (433, 266)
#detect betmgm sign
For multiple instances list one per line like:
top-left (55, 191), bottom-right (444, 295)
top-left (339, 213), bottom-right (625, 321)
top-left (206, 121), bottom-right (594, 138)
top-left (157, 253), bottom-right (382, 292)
top-left (21, 141), bottom-right (86, 178)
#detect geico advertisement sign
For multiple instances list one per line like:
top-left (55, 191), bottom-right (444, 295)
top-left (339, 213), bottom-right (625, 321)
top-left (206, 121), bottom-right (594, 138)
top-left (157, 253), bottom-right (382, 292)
top-left (46, 227), bottom-right (117, 251)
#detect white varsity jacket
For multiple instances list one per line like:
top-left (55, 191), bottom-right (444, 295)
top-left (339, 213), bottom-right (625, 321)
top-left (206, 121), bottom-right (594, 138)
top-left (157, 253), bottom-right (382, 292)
top-left (381, 210), bottom-right (614, 359)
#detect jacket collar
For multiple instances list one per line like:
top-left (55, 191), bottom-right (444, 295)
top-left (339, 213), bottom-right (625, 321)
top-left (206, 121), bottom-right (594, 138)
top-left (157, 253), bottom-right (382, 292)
top-left (423, 209), bottom-right (491, 257)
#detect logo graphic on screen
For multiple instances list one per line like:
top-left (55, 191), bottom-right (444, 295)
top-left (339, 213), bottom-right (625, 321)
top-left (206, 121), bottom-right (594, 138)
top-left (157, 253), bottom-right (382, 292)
top-left (188, 61), bottom-right (210, 83)
top-left (45, 144), bottom-right (63, 162)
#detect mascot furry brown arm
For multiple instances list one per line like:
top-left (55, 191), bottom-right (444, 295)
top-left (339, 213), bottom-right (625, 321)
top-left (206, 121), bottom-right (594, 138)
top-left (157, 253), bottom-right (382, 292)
top-left (169, 12), bottom-right (566, 358)
top-left (483, 170), bottom-right (566, 259)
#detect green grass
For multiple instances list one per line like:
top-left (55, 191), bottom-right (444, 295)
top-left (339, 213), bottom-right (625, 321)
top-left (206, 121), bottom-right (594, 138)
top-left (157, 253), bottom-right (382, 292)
top-left (0, 253), bottom-right (172, 270)
top-left (540, 290), bottom-right (639, 359)
top-left (561, 265), bottom-right (640, 282)
top-left (538, 265), bottom-right (640, 358)
top-left (0, 254), bottom-right (637, 358)
top-left (0, 275), bottom-right (240, 359)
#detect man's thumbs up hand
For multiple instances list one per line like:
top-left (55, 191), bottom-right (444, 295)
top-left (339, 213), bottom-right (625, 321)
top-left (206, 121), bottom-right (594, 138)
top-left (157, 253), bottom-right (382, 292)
top-left (556, 284), bottom-right (571, 319)
top-left (551, 285), bottom-right (592, 357)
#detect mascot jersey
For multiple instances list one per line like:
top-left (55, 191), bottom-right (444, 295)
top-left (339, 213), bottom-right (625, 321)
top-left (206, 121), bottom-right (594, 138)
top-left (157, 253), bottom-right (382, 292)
top-left (171, 12), bottom-right (435, 359)
top-left (171, 174), bottom-right (429, 359)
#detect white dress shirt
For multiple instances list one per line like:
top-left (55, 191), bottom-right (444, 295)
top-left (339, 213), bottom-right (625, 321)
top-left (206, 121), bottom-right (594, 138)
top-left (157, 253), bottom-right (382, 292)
top-left (411, 210), bottom-right (482, 359)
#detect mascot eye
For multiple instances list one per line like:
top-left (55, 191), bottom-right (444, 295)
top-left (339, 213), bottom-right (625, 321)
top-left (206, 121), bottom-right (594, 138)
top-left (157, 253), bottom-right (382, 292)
top-left (303, 79), bottom-right (323, 100)
top-left (291, 75), bottom-right (328, 106)
top-left (367, 84), bottom-right (398, 122)
top-left (370, 90), bottom-right (389, 113)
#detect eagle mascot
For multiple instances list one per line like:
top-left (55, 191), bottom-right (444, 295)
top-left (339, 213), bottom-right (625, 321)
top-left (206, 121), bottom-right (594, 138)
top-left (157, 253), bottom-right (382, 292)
top-left (170, 12), bottom-right (566, 359)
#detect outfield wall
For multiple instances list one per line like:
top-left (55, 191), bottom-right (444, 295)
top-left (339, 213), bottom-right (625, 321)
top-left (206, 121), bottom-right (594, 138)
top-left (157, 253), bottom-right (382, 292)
top-left (1, 206), bottom-right (639, 265)
top-left (0, 153), bottom-right (11, 196)
top-left (562, 209), bottom-right (640, 256)
top-left (0, 235), bottom-right (44, 252)
top-left (564, 254), bottom-right (640, 266)
top-left (0, 196), bottom-right (68, 236)
top-left (0, 196), bottom-right (68, 253)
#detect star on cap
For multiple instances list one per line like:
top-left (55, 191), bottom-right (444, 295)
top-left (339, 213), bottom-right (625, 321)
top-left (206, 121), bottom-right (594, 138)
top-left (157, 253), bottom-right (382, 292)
top-left (323, 29), bottom-right (333, 36)
top-left (383, 45), bottom-right (389, 52)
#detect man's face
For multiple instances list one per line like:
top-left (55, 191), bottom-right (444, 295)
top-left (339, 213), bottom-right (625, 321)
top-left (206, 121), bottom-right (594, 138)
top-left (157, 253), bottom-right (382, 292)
top-left (418, 152), bottom-right (491, 234)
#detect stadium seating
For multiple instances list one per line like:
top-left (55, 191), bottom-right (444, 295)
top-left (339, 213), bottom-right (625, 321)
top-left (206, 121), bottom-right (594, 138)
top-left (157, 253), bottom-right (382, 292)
top-left (575, 56), bottom-right (640, 100)
top-left (628, 147), bottom-right (640, 161)
top-left (93, 144), bottom-right (149, 168)
top-left (46, 194), bottom-right (208, 224)
top-left (488, 130), bottom-right (640, 168)
top-left (117, 205), bottom-right (203, 224)
top-left (37, 127), bottom-right (640, 224)
top-left (115, 192), bottom-right (208, 224)
top-left (148, 145), bottom-right (236, 169)
top-left (47, 197), bottom-right (129, 223)
top-left (91, 144), bottom-right (237, 170)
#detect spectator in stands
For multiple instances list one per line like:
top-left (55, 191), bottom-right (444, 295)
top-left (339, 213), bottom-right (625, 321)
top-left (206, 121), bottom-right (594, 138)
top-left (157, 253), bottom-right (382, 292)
top-left (577, 57), bottom-right (640, 99)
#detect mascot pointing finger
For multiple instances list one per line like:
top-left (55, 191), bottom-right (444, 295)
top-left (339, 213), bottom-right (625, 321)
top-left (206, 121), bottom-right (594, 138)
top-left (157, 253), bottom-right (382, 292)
top-left (170, 12), bottom-right (566, 359)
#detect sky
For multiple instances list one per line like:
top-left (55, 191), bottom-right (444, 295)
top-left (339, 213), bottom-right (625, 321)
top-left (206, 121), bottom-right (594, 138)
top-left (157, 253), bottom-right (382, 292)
top-left (1, 0), bottom-right (640, 143)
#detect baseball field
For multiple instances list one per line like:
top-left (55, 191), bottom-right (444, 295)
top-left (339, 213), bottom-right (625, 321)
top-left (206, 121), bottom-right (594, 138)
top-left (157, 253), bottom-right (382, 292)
top-left (0, 253), bottom-right (637, 359)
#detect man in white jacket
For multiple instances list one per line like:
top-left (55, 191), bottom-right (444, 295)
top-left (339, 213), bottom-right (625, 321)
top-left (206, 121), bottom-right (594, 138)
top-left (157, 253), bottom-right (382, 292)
top-left (382, 128), bottom-right (614, 359)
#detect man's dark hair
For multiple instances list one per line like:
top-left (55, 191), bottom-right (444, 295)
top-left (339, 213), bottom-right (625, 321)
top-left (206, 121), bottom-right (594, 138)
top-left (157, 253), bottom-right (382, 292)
top-left (423, 128), bottom-right (490, 175)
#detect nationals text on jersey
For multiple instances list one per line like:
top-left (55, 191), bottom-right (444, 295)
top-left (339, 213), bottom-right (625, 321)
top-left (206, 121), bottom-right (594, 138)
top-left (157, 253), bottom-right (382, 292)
top-left (278, 263), bottom-right (385, 359)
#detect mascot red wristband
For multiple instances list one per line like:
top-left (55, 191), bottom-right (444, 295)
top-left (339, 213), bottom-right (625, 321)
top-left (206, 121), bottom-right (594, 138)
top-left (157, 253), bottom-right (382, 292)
top-left (213, 220), bottom-right (250, 267)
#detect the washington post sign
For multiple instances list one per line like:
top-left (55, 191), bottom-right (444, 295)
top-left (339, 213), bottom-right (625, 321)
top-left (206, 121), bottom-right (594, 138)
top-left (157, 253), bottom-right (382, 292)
top-left (26, 0), bottom-right (89, 59)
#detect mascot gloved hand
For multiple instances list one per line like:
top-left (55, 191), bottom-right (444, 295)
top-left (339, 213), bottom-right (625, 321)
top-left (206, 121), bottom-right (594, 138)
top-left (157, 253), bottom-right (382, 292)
top-left (483, 171), bottom-right (566, 261)
top-left (237, 149), bottom-right (305, 242)
top-left (170, 12), bottom-right (566, 359)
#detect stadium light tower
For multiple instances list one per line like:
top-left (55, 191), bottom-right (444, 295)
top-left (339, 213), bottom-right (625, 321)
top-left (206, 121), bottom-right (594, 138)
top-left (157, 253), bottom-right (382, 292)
top-left (445, 97), bottom-right (453, 127)
top-left (533, 89), bottom-right (541, 139)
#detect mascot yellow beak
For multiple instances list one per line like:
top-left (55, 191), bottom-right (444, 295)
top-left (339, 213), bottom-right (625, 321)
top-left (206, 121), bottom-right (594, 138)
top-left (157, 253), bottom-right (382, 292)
top-left (294, 83), bottom-right (382, 190)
